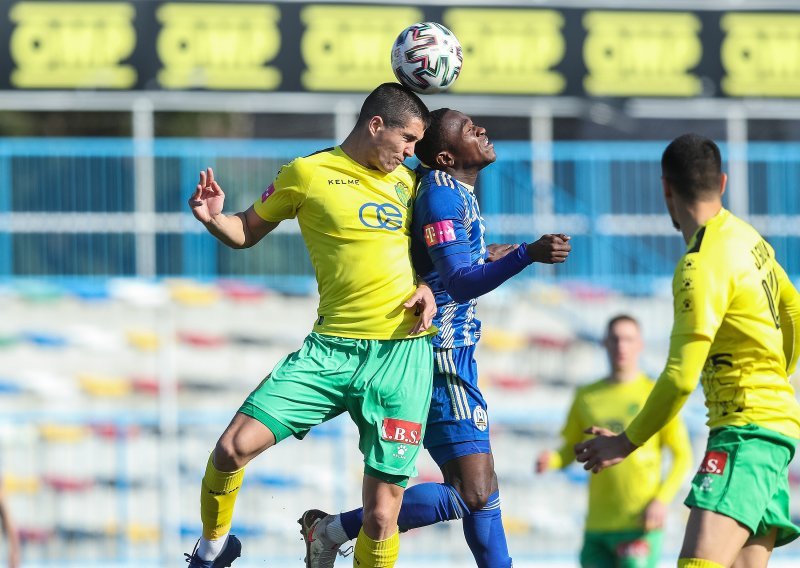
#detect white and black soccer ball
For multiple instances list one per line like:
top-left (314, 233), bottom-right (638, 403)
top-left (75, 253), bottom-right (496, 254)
top-left (391, 22), bottom-right (463, 94)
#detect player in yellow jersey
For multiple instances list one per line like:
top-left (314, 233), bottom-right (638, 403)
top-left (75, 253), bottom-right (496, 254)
top-left (183, 83), bottom-right (438, 568)
top-left (576, 134), bottom-right (800, 568)
top-left (537, 315), bottom-right (692, 568)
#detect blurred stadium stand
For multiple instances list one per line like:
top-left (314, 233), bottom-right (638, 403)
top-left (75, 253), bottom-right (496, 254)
top-left (2, 0), bottom-right (800, 566)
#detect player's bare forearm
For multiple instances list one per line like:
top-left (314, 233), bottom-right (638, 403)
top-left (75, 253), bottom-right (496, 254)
top-left (202, 212), bottom-right (250, 249)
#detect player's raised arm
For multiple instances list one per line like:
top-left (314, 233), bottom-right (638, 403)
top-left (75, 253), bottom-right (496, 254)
top-left (188, 167), bottom-right (279, 249)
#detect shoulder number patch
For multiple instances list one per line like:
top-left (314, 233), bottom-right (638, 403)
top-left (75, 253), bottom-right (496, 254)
top-left (424, 220), bottom-right (456, 247)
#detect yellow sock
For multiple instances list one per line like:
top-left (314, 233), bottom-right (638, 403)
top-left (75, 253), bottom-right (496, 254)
top-left (677, 559), bottom-right (725, 568)
top-left (200, 453), bottom-right (245, 540)
top-left (353, 528), bottom-right (399, 568)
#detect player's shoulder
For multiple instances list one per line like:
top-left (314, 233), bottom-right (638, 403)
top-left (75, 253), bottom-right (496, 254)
top-left (678, 210), bottom-right (759, 273)
top-left (280, 146), bottom-right (334, 178)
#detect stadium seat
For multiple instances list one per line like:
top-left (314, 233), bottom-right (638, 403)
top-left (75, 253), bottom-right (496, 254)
top-left (168, 280), bottom-right (220, 306)
top-left (42, 475), bottom-right (94, 492)
top-left (480, 328), bottom-right (527, 351)
top-left (18, 527), bottom-right (53, 544)
top-left (79, 374), bottom-right (132, 398)
top-left (21, 330), bottom-right (69, 348)
top-left (3, 474), bottom-right (40, 494)
top-left (218, 280), bottom-right (269, 302)
top-left (126, 330), bottom-right (160, 351)
top-left (38, 423), bottom-right (89, 443)
top-left (108, 279), bottom-right (169, 307)
top-left (130, 375), bottom-right (160, 395)
top-left (178, 331), bottom-right (227, 348)
top-left (127, 523), bottom-right (160, 542)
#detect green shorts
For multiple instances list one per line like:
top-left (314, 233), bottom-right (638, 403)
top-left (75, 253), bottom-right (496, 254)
top-left (580, 530), bottom-right (662, 568)
top-left (239, 332), bottom-right (433, 486)
top-left (684, 424), bottom-right (800, 547)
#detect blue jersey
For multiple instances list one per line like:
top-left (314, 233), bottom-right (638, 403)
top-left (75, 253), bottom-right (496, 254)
top-left (411, 166), bottom-right (486, 348)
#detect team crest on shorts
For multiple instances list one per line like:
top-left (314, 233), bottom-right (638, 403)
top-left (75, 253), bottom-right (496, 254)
top-left (698, 451), bottom-right (727, 475)
top-left (473, 406), bottom-right (488, 431)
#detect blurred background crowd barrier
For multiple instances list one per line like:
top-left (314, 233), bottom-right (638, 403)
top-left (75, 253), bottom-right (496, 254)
top-left (1, 0), bottom-right (800, 566)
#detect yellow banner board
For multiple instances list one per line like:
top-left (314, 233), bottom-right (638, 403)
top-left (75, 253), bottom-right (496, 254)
top-left (157, 3), bottom-right (281, 90)
top-left (445, 9), bottom-right (565, 95)
top-left (300, 5), bottom-right (422, 92)
top-left (583, 11), bottom-right (703, 97)
top-left (10, 2), bottom-right (137, 89)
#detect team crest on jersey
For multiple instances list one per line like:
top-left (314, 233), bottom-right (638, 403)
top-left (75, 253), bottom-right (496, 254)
top-left (381, 418), bottom-right (422, 446)
top-left (424, 220), bottom-right (456, 247)
top-left (395, 182), bottom-right (411, 206)
top-left (261, 184), bottom-right (275, 202)
top-left (473, 406), bottom-right (488, 431)
top-left (698, 451), bottom-right (727, 475)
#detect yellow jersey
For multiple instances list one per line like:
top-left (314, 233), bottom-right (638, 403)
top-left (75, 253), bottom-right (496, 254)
top-left (550, 374), bottom-right (692, 532)
top-left (627, 209), bottom-right (800, 445)
top-left (253, 146), bottom-right (429, 340)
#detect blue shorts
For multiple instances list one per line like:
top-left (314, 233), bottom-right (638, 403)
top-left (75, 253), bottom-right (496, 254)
top-left (424, 344), bottom-right (491, 466)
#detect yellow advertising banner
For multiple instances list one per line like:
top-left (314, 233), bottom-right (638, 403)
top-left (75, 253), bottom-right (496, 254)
top-left (157, 3), bottom-right (281, 90)
top-left (10, 2), bottom-right (137, 89)
top-left (583, 11), bottom-right (703, 97)
top-left (445, 9), bottom-right (565, 95)
top-left (300, 5), bottom-right (422, 91)
top-left (721, 13), bottom-right (800, 97)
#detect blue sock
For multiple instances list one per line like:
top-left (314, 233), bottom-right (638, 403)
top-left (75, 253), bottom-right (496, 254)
top-left (338, 482), bottom-right (469, 540)
top-left (462, 491), bottom-right (512, 568)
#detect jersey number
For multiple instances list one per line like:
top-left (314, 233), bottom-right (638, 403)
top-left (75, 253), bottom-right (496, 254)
top-left (761, 267), bottom-right (781, 329)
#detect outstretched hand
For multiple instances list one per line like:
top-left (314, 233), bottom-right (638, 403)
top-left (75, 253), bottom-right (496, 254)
top-left (526, 234), bottom-right (571, 264)
top-left (574, 426), bottom-right (637, 474)
top-left (188, 167), bottom-right (225, 224)
top-left (404, 281), bottom-right (437, 335)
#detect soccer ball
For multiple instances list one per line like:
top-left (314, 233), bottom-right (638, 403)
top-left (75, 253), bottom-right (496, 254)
top-left (391, 22), bottom-right (463, 94)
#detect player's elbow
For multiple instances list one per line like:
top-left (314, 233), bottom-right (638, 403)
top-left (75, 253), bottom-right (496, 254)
top-left (442, 281), bottom-right (470, 303)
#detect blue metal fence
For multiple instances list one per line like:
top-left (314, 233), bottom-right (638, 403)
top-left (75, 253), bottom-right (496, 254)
top-left (1, 138), bottom-right (798, 294)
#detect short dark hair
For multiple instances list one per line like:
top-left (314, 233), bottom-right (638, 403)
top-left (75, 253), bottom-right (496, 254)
top-left (414, 108), bottom-right (451, 166)
top-left (606, 314), bottom-right (639, 336)
top-left (356, 82), bottom-right (430, 130)
top-left (661, 133), bottom-right (723, 201)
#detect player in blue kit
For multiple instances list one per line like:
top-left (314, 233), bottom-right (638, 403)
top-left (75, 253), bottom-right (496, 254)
top-left (299, 108), bottom-right (571, 568)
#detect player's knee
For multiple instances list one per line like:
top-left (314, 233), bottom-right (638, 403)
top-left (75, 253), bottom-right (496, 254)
top-left (460, 485), bottom-right (491, 512)
top-left (214, 436), bottom-right (253, 471)
top-left (362, 504), bottom-right (396, 533)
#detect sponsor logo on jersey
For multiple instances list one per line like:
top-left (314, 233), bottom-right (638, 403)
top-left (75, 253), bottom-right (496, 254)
top-left (473, 406), bottom-right (488, 431)
top-left (261, 184), bottom-right (275, 202)
top-left (359, 202), bottom-right (403, 230)
top-left (328, 178), bottom-right (359, 185)
top-left (424, 220), bottom-right (456, 247)
top-left (698, 450), bottom-right (728, 475)
top-left (381, 418), bottom-right (422, 445)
